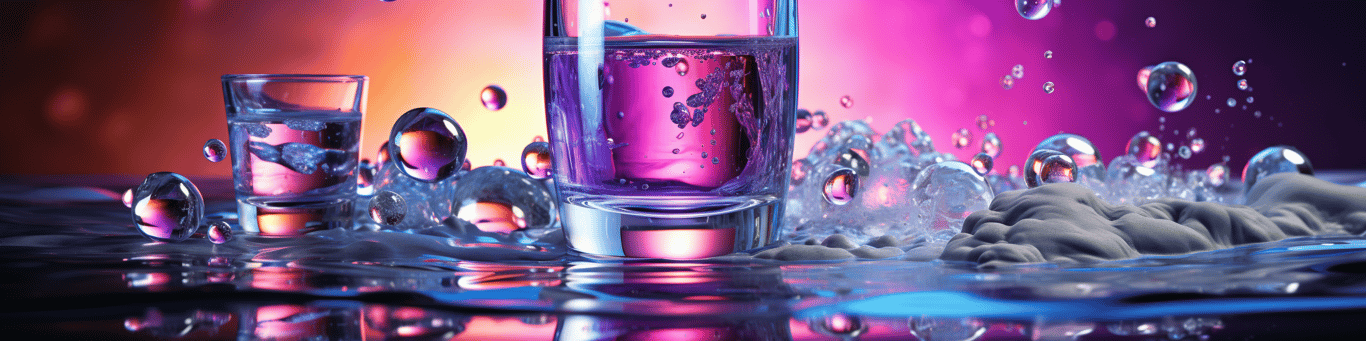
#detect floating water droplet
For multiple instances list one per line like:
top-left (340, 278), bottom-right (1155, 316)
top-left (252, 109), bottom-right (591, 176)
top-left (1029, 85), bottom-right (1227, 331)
top-left (700, 151), bottom-right (708, 159)
top-left (1165, 142), bottom-right (1175, 152)
top-left (662, 86), bottom-right (674, 98)
top-left (839, 95), bottom-right (854, 108)
top-left (1189, 138), bottom-right (1206, 153)
top-left (389, 108), bottom-right (467, 182)
top-left (1226, 98), bottom-right (1236, 107)
top-left (1246, 96), bottom-right (1254, 104)
top-left (1207, 163), bottom-right (1230, 187)
top-left (122, 189), bottom-right (133, 208)
top-left (1045, 50), bottom-right (1053, 59)
top-left (1159, 116), bottom-right (1166, 123)
top-left (981, 132), bottom-right (1002, 157)
top-left (202, 139), bottom-right (226, 162)
top-left (700, 13), bottom-right (706, 19)
top-left (976, 115), bottom-right (993, 130)
top-left (1035, 133), bottom-right (1102, 168)
top-left (1137, 65), bottom-right (1154, 93)
top-left (1243, 145), bottom-right (1313, 190)
top-left (369, 190), bottom-right (407, 225)
top-left (206, 221), bottom-right (232, 244)
top-left (674, 59), bottom-right (689, 76)
top-left (1178, 146), bottom-right (1192, 159)
top-left (812, 110), bottom-right (830, 129)
top-left (971, 153), bottom-right (994, 175)
top-left (131, 172), bottom-right (203, 243)
top-left (1238, 79), bottom-right (1249, 91)
top-left (1043, 81), bottom-right (1055, 93)
top-left (1145, 16), bottom-right (1156, 28)
top-left (1001, 75), bottom-right (1015, 89)
top-left (1016, 0), bottom-right (1053, 20)
top-left (452, 166), bottom-right (556, 234)
top-left (822, 168), bottom-right (859, 206)
top-left (791, 159), bottom-right (811, 185)
top-left (711, 157), bottom-right (719, 164)
top-left (1185, 127), bottom-right (1196, 138)
top-left (521, 141), bottom-right (552, 179)
top-left (1012, 64), bottom-right (1025, 79)
top-left (1254, 110), bottom-right (1262, 118)
top-left (1146, 61), bottom-right (1198, 112)
top-left (1232, 60), bottom-right (1247, 76)
top-left (480, 85), bottom-right (507, 111)
top-left (795, 109), bottom-right (813, 133)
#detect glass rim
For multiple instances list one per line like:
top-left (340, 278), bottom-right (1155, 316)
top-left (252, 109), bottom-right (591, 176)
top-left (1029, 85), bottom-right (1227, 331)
top-left (221, 74), bottom-right (367, 82)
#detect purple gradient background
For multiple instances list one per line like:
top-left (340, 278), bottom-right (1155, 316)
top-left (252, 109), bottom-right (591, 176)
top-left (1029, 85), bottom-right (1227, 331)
top-left (1, 1), bottom-right (1363, 178)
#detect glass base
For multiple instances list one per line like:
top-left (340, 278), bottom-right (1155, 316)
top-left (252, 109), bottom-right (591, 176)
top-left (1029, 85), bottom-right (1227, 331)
top-left (237, 198), bottom-right (353, 236)
top-left (559, 198), bottom-right (782, 259)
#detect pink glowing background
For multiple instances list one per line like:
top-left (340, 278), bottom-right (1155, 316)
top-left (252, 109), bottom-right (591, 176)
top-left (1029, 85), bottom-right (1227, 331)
top-left (2, 1), bottom-right (1364, 177)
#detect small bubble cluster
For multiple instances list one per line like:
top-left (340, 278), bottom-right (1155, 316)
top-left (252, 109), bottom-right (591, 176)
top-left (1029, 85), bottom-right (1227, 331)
top-left (1012, 64), bottom-right (1025, 79)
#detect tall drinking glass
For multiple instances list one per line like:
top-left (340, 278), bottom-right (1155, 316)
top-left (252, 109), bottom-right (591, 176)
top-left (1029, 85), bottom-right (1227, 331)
top-left (222, 74), bottom-right (367, 236)
top-left (544, 1), bottom-right (798, 259)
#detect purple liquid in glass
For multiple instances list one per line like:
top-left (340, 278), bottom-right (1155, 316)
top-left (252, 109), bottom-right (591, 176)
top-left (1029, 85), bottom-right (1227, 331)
top-left (545, 36), bottom-right (797, 258)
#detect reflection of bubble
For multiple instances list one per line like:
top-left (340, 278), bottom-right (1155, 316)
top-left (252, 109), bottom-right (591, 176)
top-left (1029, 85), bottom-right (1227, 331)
top-left (1039, 154), bottom-right (1078, 184)
top-left (822, 168), bottom-right (859, 206)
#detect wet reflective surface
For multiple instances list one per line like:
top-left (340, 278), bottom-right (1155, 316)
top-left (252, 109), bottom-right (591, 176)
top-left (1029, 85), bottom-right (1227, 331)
top-left (6, 175), bottom-right (1366, 339)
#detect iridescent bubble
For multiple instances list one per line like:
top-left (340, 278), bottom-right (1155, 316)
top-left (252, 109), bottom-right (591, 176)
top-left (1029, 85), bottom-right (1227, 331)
top-left (1190, 138), bottom-right (1206, 153)
top-left (389, 107), bottom-right (467, 182)
top-left (1136, 65), bottom-right (1154, 93)
top-left (206, 221), bottom-right (232, 244)
top-left (1207, 163), bottom-right (1231, 187)
top-left (1035, 133), bottom-right (1102, 168)
top-left (1146, 61), bottom-right (1198, 112)
top-left (1227, 98), bottom-right (1236, 107)
top-left (674, 59), bottom-right (689, 76)
top-left (1024, 149), bottom-right (1065, 188)
top-left (1001, 75), bottom-right (1015, 89)
top-left (1238, 79), bottom-right (1249, 91)
top-left (1016, 0), bottom-right (1053, 20)
top-left (521, 141), bottom-right (553, 179)
top-left (122, 189), bottom-right (133, 208)
top-left (1145, 16), bottom-right (1156, 28)
top-left (971, 153), bottom-right (994, 175)
top-left (951, 128), bottom-right (972, 149)
top-left (131, 172), bottom-right (203, 243)
top-left (795, 109), bottom-right (813, 133)
top-left (981, 132), bottom-right (1002, 157)
top-left (1242, 145), bottom-right (1313, 190)
top-left (1043, 81), bottom-right (1055, 93)
top-left (662, 86), bottom-right (674, 98)
top-left (1012, 64), bottom-right (1025, 79)
top-left (1044, 50), bottom-right (1053, 59)
top-left (822, 168), bottom-right (859, 206)
top-left (369, 190), bottom-right (407, 225)
top-left (480, 85), bottom-right (507, 111)
top-left (1166, 143), bottom-right (1175, 152)
top-left (451, 166), bottom-right (556, 234)
top-left (791, 159), bottom-right (811, 185)
top-left (839, 95), bottom-right (854, 108)
top-left (1246, 96), bottom-right (1254, 104)
top-left (1232, 60), bottom-right (1247, 76)
top-left (1178, 146), bottom-right (1192, 159)
top-left (976, 115), bottom-right (993, 130)
top-left (812, 110), bottom-right (830, 129)
top-left (202, 139), bottom-right (226, 163)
